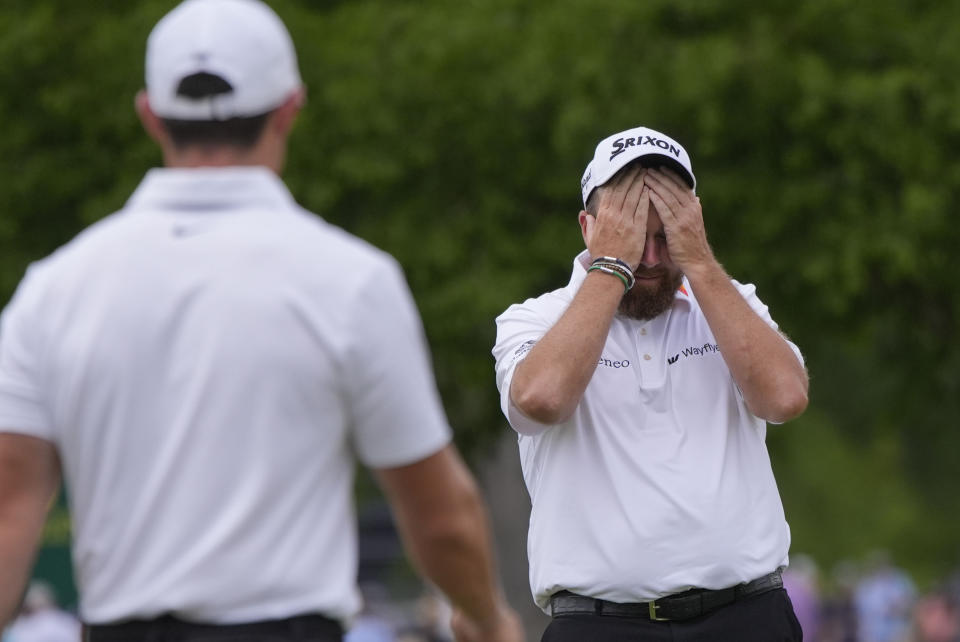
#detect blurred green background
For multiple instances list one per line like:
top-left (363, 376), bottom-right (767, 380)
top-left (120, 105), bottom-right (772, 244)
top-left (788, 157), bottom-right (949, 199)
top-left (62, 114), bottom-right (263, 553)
top-left (2, 0), bottom-right (959, 612)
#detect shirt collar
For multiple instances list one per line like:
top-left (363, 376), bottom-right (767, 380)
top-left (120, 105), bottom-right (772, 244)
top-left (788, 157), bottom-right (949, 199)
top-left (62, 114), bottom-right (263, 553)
top-left (568, 249), bottom-right (691, 304)
top-left (125, 166), bottom-right (298, 214)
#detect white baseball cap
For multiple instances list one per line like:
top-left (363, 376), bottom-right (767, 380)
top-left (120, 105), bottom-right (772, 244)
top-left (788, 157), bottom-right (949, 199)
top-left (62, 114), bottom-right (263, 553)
top-left (145, 0), bottom-right (303, 120)
top-left (580, 126), bottom-right (696, 206)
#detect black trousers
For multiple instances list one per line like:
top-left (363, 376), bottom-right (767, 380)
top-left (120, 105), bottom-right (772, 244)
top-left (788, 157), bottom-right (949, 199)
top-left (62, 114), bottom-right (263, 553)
top-left (542, 588), bottom-right (803, 642)
top-left (84, 613), bottom-right (344, 642)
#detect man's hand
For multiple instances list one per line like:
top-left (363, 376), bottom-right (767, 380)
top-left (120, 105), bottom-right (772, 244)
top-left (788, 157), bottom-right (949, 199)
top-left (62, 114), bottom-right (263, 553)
top-left (643, 167), bottom-right (715, 273)
top-left (451, 604), bottom-right (525, 642)
top-left (584, 166), bottom-right (650, 270)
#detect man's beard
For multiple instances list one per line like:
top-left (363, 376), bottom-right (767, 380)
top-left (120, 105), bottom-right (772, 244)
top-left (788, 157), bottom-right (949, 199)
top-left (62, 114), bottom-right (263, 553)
top-left (618, 269), bottom-right (683, 321)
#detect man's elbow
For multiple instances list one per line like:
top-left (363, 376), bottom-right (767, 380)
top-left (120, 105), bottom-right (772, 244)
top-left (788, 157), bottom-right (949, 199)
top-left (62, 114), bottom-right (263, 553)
top-left (758, 380), bottom-right (809, 424)
top-left (415, 484), bottom-right (486, 555)
top-left (511, 383), bottom-right (573, 425)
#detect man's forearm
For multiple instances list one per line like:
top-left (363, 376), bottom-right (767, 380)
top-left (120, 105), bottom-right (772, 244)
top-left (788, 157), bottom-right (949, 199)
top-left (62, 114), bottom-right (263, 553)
top-left (376, 447), bottom-right (521, 640)
top-left (402, 483), bottom-right (506, 623)
top-left (0, 520), bottom-right (42, 625)
top-left (509, 271), bottom-right (624, 424)
top-left (684, 261), bottom-right (809, 423)
top-left (0, 434), bottom-right (61, 627)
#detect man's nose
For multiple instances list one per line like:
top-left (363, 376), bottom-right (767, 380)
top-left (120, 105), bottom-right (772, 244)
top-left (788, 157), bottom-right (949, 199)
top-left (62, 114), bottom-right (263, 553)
top-left (639, 238), bottom-right (661, 268)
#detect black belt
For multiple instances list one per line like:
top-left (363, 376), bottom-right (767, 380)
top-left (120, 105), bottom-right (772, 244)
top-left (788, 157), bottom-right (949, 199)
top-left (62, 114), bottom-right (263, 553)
top-left (85, 613), bottom-right (343, 641)
top-left (550, 569), bottom-right (783, 622)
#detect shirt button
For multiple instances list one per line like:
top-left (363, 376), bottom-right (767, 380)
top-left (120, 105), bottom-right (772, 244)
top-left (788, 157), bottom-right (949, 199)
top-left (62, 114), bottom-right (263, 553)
top-left (640, 328), bottom-right (647, 335)
top-left (644, 354), bottom-right (652, 361)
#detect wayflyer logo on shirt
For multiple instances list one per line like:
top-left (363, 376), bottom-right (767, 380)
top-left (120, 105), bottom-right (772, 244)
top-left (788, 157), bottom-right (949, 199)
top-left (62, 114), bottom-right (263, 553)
top-left (667, 342), bottom-right (720, 365)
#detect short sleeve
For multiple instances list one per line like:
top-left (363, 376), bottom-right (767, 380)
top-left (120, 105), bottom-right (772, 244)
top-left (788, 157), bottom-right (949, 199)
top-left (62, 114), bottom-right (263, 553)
top-left (732, 279), bottom-right (805, 368)
top-left (492, 301), bottom-right (555, 436)
top-left (0, 266), bottom-right (54, 439)
top-left (341, 259), bottom-right (451, 468)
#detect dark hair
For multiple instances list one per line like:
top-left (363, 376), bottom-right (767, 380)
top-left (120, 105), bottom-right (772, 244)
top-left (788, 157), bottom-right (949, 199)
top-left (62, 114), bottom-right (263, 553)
top-left (160, 72), bottom-right (271, 149)
top-left (586, 156), bottom-right (693, 215)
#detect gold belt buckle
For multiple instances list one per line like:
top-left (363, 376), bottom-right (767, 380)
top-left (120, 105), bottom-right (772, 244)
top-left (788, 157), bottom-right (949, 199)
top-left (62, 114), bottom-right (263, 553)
top-left (648, 600), bottom-right (670, 621)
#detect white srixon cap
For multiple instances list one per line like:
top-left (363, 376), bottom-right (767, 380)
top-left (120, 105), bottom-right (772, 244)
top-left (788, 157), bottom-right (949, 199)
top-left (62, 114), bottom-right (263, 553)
top-left (146, 0), bottom-right (302, 120)
top-left (580, 126), bottom-right (696, 206)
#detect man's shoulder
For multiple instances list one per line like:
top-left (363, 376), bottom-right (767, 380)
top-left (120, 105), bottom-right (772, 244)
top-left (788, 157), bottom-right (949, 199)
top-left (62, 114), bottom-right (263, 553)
top-left (21, 210), bottom-right (130, 280)
top-left (274, 209), bottom-right (406, 291)
top-left (288, 208), bottom-right (392, 264)
top-left (497, 284), bottom-right (571, 323)
top-left (685, 276), bottom-right (760, 303)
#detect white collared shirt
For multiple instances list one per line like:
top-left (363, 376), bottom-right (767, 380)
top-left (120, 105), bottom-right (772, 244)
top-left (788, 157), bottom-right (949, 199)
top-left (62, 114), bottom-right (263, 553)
top-left (0, 167), bottom-right (451, 624)
top-left (493, 251), bottom-right (802, 611)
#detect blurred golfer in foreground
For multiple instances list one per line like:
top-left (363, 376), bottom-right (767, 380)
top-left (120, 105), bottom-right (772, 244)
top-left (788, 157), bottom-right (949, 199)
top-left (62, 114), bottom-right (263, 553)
top-left (493, 126), bottom-right (809, 640)
top-left (0, 1), bottom-right (522, 641)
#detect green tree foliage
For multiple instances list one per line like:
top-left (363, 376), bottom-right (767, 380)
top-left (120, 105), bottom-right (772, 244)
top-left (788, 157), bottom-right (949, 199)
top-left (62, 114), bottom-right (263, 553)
top-left (2, 0), bottom-right (958, 583)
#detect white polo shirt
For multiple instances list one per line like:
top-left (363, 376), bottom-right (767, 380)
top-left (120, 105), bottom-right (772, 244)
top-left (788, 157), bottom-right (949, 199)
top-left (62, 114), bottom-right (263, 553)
top-left (493, 251), bottom-right (803, 611)
top-left (0, 167), bottom-right (452, 625)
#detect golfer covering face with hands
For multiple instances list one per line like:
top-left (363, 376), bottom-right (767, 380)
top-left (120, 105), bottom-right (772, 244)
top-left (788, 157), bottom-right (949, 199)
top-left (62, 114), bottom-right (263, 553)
top-left (493, 126), bottom-right (809, 641)
top-left (581, 164), bottom-right (691, 321)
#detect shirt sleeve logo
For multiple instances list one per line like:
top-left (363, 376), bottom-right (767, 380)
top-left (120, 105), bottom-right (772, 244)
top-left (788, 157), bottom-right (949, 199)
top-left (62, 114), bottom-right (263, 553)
top-left (511, 340), bottom-right (537, 364)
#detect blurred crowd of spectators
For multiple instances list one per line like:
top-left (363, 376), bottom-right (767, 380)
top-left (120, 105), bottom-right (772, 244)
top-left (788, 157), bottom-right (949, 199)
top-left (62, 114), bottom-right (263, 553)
top-left (785, 551), bottom-right (960, 642)
top-left (343, 584), bottom-right (454, 642)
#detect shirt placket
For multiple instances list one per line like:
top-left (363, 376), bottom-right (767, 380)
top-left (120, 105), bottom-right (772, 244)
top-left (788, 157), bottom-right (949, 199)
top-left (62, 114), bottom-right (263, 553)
top-left (635, 323), bottom-right (659, 387)
top-left (634, 309), bottom-right (673, 390)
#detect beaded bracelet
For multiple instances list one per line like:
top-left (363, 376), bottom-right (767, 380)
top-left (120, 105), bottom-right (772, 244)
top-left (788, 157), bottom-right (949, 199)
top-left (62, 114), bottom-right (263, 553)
top-left (590, 258), bottom-right (635, 290)
top-left (591, 256), bottom-right (634, 275)
top-left (587, 264), bottom-right (630, 293)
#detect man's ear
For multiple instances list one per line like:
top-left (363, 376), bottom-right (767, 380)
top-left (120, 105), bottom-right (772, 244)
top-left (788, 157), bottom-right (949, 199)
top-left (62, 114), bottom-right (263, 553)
top-left (135, 90), bottom-right (170, 147)
top-left (578, 210), bottom-right (593, 246)
top-left (269, 86), bottom-right (307, 136)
